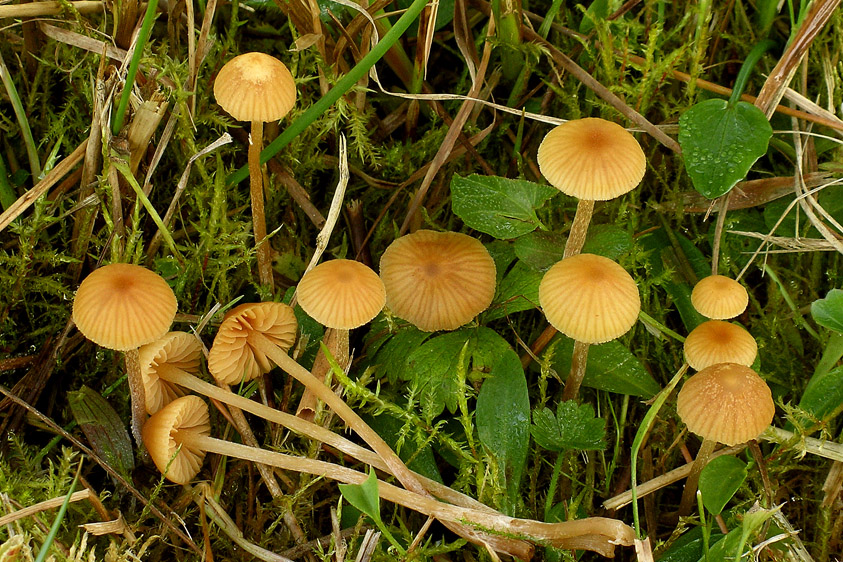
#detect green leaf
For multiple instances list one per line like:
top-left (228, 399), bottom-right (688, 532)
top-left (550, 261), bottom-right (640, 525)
top-left (811, 289), bottom-right (843, 332)
top-left (531, 401), bottom-right (607, 452)
top-left (338, 468), bottom-right (382, 524)
top-left (476, 349), bottom-right (530, 509)
top-left (370, 326), bottom-right (431, 384)
top-left (484, 260), bottom-right (543, 321)
top-left (581, 224), bottom-right (633, 260)
top-left (579, 0), bottom-right (609, 33)
top-left (364, 413), bottom-right (442, 483)
top-left (798, 363), bottom-right (843, 420)
top-left (67, 386), bottom-right (134, 479)
top-left (549, 336), bottom-right (660, 398)
top-left (679, 99), bottom-right (772, 199)
top-left (451, 174), bottom-right (558, 239)
top-left (699, 455), bottom-right (747, 515)
top-left (513, 231), bottom-right (566, 270)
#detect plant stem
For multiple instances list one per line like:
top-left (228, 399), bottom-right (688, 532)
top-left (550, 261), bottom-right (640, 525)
top-left (248, 120), bottom-right (273, 288)
top-left (727, 39), bottom-right (777, 106)
top-left (225, 0), bottom-right (430, 186)
top-left (543, 452), bottom-right (565, 521)
top-left (112, 0), bottom-right (160, 135)
top-left (0, 50), bottom-right (40, 181)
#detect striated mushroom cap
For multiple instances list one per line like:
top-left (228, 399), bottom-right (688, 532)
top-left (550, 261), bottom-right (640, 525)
top-left (683, 320), bottom-right (757, 371)
top-left (379, 230), bottom-right (496, 332)
top-left (537, 118), bottom-right (646, 201)
top-left (214, 52), bottom-right (296, 123)
top-left (73, 263), bottom-right (177, 351)
top-left (139, 332), bottom-right (203, 414)
top-left (207, 302), bottom-right (297, 385)
top-left (691, 275), bottom-right (749, 320)
top-left (677, 363), bottom-right (774, 446)
top-left (296, 260), bottom-right (386, 329)
top-left (539, 253), bottom-right (640, 343)
top-left (142, 395), bottom-right (210, 485)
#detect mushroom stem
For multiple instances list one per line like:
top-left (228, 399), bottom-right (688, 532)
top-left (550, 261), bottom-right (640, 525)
top-left (124, 348), bottom-right (147, 446)
top-left (155, 362), bottom-right (491, 512)
top-left (246, 331), bottom-right (429, 499)
top-left (561, 340), bottom-right (590, 402)
top-left (249, 120), bottom-right (273, 289)
top-left (173, 430), bottom-right (635, 551)
top-left (296, 328), bottom-right (350, 421)
top-left (678, 437), bottom-right (716, 516)
top-left (563, 199), bottom-right (595, 258)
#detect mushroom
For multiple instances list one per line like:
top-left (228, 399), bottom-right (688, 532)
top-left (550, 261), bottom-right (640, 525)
top-left (691, 275), bottom-right (749, 320)
top-left (538, 253), bottom-right (640, 401)
top-left (214, 52), bottom-right (297, 289)
top-left (379, 230), bottom-right (496, 332)
top-left (676, 362), bottom-right (774, 515)
top-left (537, 117), bottom-right (646, 258)
top-left (72, 263), bottom-right (178, 445)
top-left (683, 320), bottom-right (757, 371)
top-left (145, 395), bottom-right (636, 556)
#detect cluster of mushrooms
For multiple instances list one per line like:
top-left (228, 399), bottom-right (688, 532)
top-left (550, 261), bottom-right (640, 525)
top-left (67, 51), bottom-right (779, 558)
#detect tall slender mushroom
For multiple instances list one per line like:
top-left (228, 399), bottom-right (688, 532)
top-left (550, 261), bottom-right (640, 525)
top-left (538, 253), bottom-right (640, 401)
top-left (379, 230), bottom-right (496, 332)
top-left (676, 363), bottom-right (774, 515)
top-left (691, 274), bottom-right (749, 320)
top-left (144, 396), bottom-right (635, 556)
top-left (72, 263), bottom-right (177, 444)
top-left (214, 52), bottom-right (297, 289)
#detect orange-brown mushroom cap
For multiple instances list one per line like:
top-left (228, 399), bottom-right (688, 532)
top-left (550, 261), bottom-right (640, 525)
top-left (142, 395), bottom-right (210, 485)
top-left (691, 275), bottom-right (749, 320)
top-left (207, 302), bottom-right (297, 385)
top-left (379, 230), bottom-right (496, 332)
top-left (72, 263), bottom-right (178, 351)
top-left (139, 332), bottom-right (203, 414)
top-left (214, 52), bottom-right (296, 123)
top-left (536, 118), bottom-right (646, 201)
top-left (676, 363), bottom-right (774, 446)
top-left (539, 253), bottom-right (640, 343)
top-left (296, 260), bottom-right (386, 329)
top-left (683, 320), bottom-right (757, 371)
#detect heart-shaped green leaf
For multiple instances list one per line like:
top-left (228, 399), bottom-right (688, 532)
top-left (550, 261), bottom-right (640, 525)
top-left (679, 99), bottom-right (772, 199)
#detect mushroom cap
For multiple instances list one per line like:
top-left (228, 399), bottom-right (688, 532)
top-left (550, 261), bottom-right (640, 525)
top-left (139, 332), bottom-right (203, 414)
top-left (296, 260), bottom-right (386, 329)
top-left (379, 230), bottom-right (497, 332)
top-left (213, 52), bottom-right (296, 123)
top-left (691, 275), bottom-right (749, 320)
top-left (207, 302), bottom-right (297, 385)
top-left (536, 118), bottom-right (646, 201)
top-left (676, 363), bottom-right (774, 446)
top-left (142, 395), bottom-right (210, 485)
top-left (73, 263), bottom-right (178, 351)
top-left (539, 253), bottom-right (640, 344)
top-left (683, 320), bottom-right (757, 371)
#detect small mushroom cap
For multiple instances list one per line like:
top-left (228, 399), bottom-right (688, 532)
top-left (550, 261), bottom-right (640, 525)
top-left (537, 118), bottom-right (646, 201)
top-left (691, 275), bottom-right (749, 320)
top-left (214, 52), bottom-right (296, 123)
top-left (539, 254), bottom-right (640, 344)
top-left (684, 320), bottom-right (757, 371)
top-left (379, 230), bottom-right (496, 332)
top-left (677, 363), bottom-right (774, 446)
top-left (207, 302), bottom-right (297, 385)
top-left (73, 263), bottom-right (178, 351)
top-left (142, 395), bottom-right (210, 485)
top-left (139, 332), bottom-right (203, 414)
top-left (296, 260), bottom-right (386, 329)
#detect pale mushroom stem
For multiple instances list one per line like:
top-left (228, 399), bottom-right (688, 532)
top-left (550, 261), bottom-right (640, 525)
top-left (245, 331), bottom-right (429, 499)
top-left (296, 328), bottom-right (350, 421)
top-left (173, 430), bottom-right (634, 552)
top-left (249, 120), bottom-right (273, 289)
top-left (678, 437), bottom-right (716, 516)
top-left (563, 199), bottom-right (595, 259)
top-left (124, 348), bottom-right (148, 446)
top-left (561, 340), bottom-right (590, 402)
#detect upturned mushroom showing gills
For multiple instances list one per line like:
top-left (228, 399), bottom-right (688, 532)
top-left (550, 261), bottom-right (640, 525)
top-left (691, 274), bottom-right (749, 320)
top-left (214, 52), bottom-right (296, 289)
top-left (537, 117), bottom-right (646, 258)
top-left (379, 230), bottom-right (496, 332)
top-left (539, 253), bottom-right (640, 401)
top-left (72, 263), bottom-right (178, 445)
top-left (145, 396), bottom-right (635, 556)
top-left (675, 362), bottom-right (775, 515)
